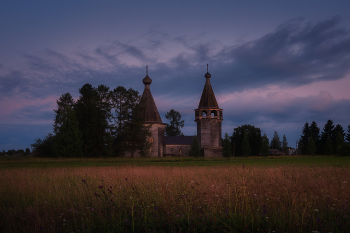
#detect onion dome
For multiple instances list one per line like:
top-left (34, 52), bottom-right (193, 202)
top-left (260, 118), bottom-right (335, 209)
top-left (204, 72), bottom-right (211, 79)
top-left (143, 75), bottom-right (152, 85)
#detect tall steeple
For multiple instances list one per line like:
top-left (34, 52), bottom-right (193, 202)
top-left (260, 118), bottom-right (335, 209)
top-left (140, 66), bottom-right (163, 123)
top-left (138, 66), bottom-right (166, 158)
top-left (195, 64), bottom-right (223, 157)
top-left (198, 64), bottom-right (219, 109)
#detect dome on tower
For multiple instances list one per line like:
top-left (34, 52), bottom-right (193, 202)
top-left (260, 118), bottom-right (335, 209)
top-left (143, 75), bottom-right (152, 85)
top-left (204, 72), bottom-right (211, 79)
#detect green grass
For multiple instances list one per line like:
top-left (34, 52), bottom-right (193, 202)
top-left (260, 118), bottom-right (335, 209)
top-left (1, 155), bottom-right (350, 168)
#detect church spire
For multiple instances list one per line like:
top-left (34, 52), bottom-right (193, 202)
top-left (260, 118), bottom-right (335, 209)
top-left (198, 64), bottom-right (219, 108)
top-left (140, 66), bottom-right (162, 123)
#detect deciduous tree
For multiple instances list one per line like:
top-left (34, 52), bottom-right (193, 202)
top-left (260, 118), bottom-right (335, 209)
top-left (222, 133), bottom-right (232, 157)
top-left (191, 135), bottom-right (200, 157)
top-left (165, 109), bottom-right (185, 136)
top-left (231, 125), bottom-right (261, 156)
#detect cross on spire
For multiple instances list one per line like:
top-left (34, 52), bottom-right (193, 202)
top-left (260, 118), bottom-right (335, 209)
top-left (146, 65), bottom-right (148, 76)
top-left (207, 64), bottom-right (208, 72)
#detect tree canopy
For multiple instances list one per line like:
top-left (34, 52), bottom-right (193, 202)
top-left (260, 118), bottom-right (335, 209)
top-left (32, 83), bottom-right (151, 157)
top-left (165, 109), bottom-right (185, 136)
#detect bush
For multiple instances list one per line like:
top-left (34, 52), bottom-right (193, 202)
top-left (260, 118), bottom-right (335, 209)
top-left (338, 143), bottom-right (350, 156)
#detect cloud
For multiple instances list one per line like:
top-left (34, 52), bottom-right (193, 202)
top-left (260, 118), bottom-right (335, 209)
top-left (214, 16), bottom-right (350, 92)
top-left (1, 16), bottom-right (350, 150)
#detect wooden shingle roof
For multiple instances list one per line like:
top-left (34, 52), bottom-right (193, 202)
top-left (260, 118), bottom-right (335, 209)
top-left (198, 72), bottom-right (219, 109)
top-left (139, 75), bottom-right (163, 124)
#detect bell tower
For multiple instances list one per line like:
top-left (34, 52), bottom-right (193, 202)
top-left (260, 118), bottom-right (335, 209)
top-left (194, 65), bottom-right (223, 157)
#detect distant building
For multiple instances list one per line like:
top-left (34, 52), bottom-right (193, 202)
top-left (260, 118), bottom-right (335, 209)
top-left (163, 136), bottom-right (194, 157)
top-left (269, 149), bottom-right (284, 156)
top-left (125, 65), bottom-right (223, 157)
top-left (194, 65), bottom-right (223, 157)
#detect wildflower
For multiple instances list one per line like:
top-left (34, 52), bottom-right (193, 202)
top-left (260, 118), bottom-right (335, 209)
top-left (82, 179), bottom-right (86, 182)
top-left (98, 185), bottom-right (103, 189)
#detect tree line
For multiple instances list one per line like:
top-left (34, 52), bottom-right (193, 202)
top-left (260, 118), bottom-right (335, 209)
top-left (26, 82), bottom-right (350, 157)
top-left (221, 120), bottom-right (350, 157)
top-left (30, 83), bottom-right (190, 158)
top-left (221, 125), bottom-right (289, 157)
top-left (0, 148), bottom-right (31, 156)
top-left (299, 120), bottom-right (350, 156)
top-left (31, 83), bottom-right (152, 157)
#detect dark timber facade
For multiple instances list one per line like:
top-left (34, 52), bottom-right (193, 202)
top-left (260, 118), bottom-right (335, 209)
top-left (194, 67), bottom-right (223, 157)
top-left (132, 65), bottom-right (223, 157)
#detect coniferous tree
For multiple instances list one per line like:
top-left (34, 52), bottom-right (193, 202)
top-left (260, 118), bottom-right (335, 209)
top-left (112, 87), bottom-right (151, 157)
top-left (333, 124), bottom-right (345, 152)
top-left (54, 106), bottom-right (83, 157)
top-left (75, 84), bottom-right (99, 156)
top-left (222, 133), bottom-right (232, 157)
top-left (346, 125), bottom-right (350, 143)
top-left (309, 121), bottom-right (320, 154)
top-left (93, 84), bottom-right (114, 156)
top-left (53, 92), bottom-right (75, 134)
top-left (270, 131), bottom-right (282, 151)
top-left (165, 109), bottom-right (185, 136)
top-left (321, 120), bottom-right (335, 155)
top-left (191, 135), bottom-right (200, 157)
top-left (260, 133), bottom-right (270, 157)
top-left (324, 136), bottom-right (333, 155)
top-left (282, 134), bottom-right (288, 154)
top-left (308, 136), bottom-right (316, 155)
top-left (300, 122), bottom-right (310, 155)
top-left (335, 131), bottom-right (345, 155)
top-left (112, 86), bottom-right (129, 136)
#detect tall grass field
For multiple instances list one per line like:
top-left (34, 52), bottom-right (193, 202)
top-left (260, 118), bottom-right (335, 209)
top-left (0, 156), bottom-right (349, 232)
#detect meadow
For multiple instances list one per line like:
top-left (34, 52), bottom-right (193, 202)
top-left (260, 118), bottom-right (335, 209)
top-left (0, 156), bottom-right (349, 232)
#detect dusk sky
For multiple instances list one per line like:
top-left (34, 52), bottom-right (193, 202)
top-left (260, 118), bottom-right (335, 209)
top-left (1, 1), bottom-right (350, 151)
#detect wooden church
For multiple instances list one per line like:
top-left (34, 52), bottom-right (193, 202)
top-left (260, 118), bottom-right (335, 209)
top-left (128, 65), bottom-right (223, 157)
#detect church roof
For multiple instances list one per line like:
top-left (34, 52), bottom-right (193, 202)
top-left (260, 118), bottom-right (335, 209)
top-left (164, 136), bottom-right (194, 145)
top-left (198, 71), bottom-right (219, 109)
top-left (139, 74), bottom-right (163, 124)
